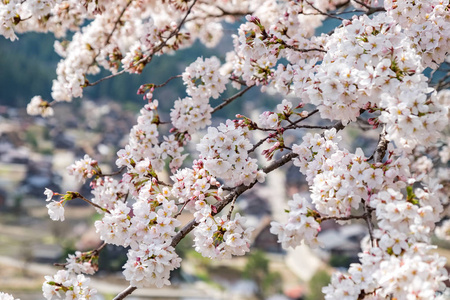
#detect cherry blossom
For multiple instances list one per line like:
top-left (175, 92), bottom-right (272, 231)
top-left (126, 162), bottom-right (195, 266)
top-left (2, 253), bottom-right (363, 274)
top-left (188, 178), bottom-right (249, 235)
top-left (2, 0), bottom-right (449, 299)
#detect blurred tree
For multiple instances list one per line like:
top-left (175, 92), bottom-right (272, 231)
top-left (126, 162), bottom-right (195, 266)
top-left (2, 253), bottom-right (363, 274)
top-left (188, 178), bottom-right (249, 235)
top-left (306, 270), bottom-right (331, 300)
top-left (243, 250), bottom-right (282, 299)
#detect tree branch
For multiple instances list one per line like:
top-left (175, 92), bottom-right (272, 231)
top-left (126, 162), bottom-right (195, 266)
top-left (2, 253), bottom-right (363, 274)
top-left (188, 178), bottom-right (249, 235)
top-left (212, 85), bottom-right (253, 113)
top-left (170, 151), bottom-right (298, 248)
top-left (71, 192), bottom-right (111, 214)
top-left (368, 125), bottom-right (388, 162)
top-left (86, 0), bottom-right (199, 87)
top-left (112, 286), bottom-right (137, 300)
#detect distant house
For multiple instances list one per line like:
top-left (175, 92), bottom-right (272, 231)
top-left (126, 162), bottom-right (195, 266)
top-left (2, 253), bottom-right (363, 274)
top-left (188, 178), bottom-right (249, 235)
top-left (317, 223), bottom-right (368, 266)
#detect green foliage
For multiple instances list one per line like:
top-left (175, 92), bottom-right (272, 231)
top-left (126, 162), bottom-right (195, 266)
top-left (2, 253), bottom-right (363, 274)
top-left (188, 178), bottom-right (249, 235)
top-left (0, 34), bottom-right (57, 107)
top-left (98, 246), bottom-right (128, 272)
top-left (243, 250), bottom-right (282, 299)
top-left (175, 234), bottom-right (193, 259)
top-left (328, 254), bottom-right (351, 268)
top-left (24, 128), bottom-right (39, 150)
top-left (0, 33), bottom-right (217, 111)
top-left (60, 242), bottom-right (76, 263)
top-left (243, 249), bottom-right (269, 277)
top-left (306, 270), bottom-right (331, 300)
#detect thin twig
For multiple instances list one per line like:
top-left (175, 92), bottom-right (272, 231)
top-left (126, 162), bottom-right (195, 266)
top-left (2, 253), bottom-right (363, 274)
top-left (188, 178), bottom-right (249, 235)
top-left (304, 0), bottom-right (345, 20)
top-left (104, 1), bottom-right (132, 46)
top-left (248, 109), bottom-right (323, 154)
top-left (87, 0), bottom-right (199, 87)
top-left (212, 86), bottom-right (254, 113)
top-left (98, 166), bottom-right (126, 177)
top-left (352, 0), bottom-right (385, 14)
top-left (285, 109), bottom-right (319, 129)
top-left (319, 213), bottom-right (366, 222)
top-left (54, 242), bottom-right (107, 268)
top-left (73, 192), bottom-right (111, 214)
top-left (87, 0), bottom-right (134, 72)
top-left (151, 74), bottom-right (182, 89)
top-left (174, 201), bottom-right (189, 218)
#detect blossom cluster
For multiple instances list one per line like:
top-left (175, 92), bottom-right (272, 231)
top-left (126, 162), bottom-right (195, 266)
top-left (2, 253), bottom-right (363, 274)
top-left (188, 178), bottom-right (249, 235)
top-left (93, 179), bottom-right (182, 287)
top-left (270, 194), bottom-right (322, 249)
top-left (42, 270), bottom-right (96, 300)
top-left (90, 176), bottom-right (128, 212)
top-left (197, 120), bottom-right (265, 187)
top-left (170, 96), bottom-right (213, 135)
top-left (0, 0), bottom-right (58, 41)
top-left (194, 213), bottom-right (253, 260)
top-left (67, 154), bottom-right (99, 183)
top-left (9, 0), bottom-right (450, 299)
top-left (182, 56), bottom-right (229, 100)
top-left (0, 293), bottom-right (19, 300)
top-left (385, 0), bottom-right (450, 68)
top-left (170, 57), bottom-right (229, 134)
top-left (123, 243), bottom-right (181, 288)
top-left (323, 244), bottom-right (448, 300)
top-left (260, 120), bottom-right (448, 298)
top-left (116, 101), bottom-right (186, 183)
top-left (299, 12), bottom-right (447, 142)
top-left (171, 159), bottom-right (223, 222)
top-left (225, 0), bottom-right (354, 88)
top-left (26, 96), bottom-right (54, 117)
top-left (66, 251), bottom-right (98, 275)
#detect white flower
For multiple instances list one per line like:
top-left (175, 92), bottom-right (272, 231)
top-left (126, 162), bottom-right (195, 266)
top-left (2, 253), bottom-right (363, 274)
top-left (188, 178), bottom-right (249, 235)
top-left (43, 270), bottom-right (96, 300)
top-left (44, 188), bottom-right (54, 201)
top-left (26, 96), bottom-right (54, 117)
top-left (46, 201), bottom-right (65, 222)
top-left (0, 292), bottom-right (19, 300)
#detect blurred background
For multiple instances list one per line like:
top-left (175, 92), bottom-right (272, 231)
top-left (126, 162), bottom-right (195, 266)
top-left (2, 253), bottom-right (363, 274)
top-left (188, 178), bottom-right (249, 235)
top-left (1, 20), bottom-right (450, 300)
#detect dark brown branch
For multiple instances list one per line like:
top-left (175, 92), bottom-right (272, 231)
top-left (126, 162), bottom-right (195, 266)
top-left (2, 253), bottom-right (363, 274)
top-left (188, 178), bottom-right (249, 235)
top-left (153, 75), bottom-right (182, 88)
top-left (282, 43), bottom-right (327, 53)
top-left (212, 85), bottom-right (254, 113)
top-left (86, 0), bottom-right (199, 87)
top-left (71, 192), bottom-right (111, 214)
top-left (170, 151), bottom-right (298, 248)
top-left (248, 109), bottom-right (321, 154)
top-left (113, 286), bottom-right (137, 300)
top-left (304, 0), bottom-right (345, 20)
top-left (104, 1), bottom-right (133, 47)
top-left (363, 205), bottom-right (376, 246)
top-left (227, 194), bottom-right (238, 220)
top-left (319, 213), bottom-right (366, 222)
top-left (98, 166), bottom-right (126, 177)
top-left (352, 0), bottom-right (386, 14)
top-left (173, 201), bottom-right (189, 218)
top-left (368, 125), bottom-right (388, 162)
